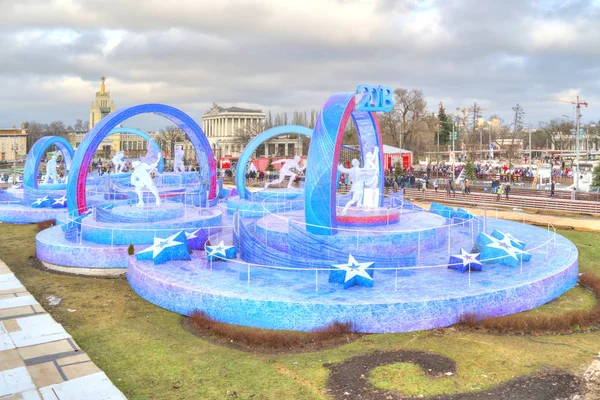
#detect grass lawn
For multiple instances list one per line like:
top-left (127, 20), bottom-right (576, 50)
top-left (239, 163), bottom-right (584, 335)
top-left (0, 224), bottom-right (598, 399)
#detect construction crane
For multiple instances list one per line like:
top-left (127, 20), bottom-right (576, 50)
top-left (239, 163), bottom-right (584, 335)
top-left (541, 96), bottom-right (589, 190)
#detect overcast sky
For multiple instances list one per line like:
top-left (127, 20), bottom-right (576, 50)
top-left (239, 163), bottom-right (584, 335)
top-left (1, 0), bottom-right (599, 130)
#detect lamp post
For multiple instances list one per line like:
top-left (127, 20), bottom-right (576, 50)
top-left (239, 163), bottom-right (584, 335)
top-left (563, 113), bottom-right (583, 190)
top-left (12, 138), bottom-right (19, 183)
top-left (451, 122), bottom-right (457, 179)
top-left (296, 135), bottom-right (302, 156)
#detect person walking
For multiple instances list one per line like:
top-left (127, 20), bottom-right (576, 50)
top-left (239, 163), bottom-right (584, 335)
top-left (465, 179), bottom-right (471, 194)
top-left (496, 185), bottom-right (503, 201)
top-left (446, 179), bottom-right (451, 198)
top-left (550, 181), bottom-right (555, 198)
top-left (571, 186), bottom-right (576, 201)
top-left (433, 179), bottom-right (439, 192)
top-left (505, 182), bottom-right (511, 200)
top-left (451, 179), bottom-right (456, 198)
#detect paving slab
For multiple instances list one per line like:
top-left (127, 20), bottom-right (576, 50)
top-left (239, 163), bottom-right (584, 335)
top-left (0, 262), bottom-right (126, 399)
top-left (38, 372), bottom-right (125, 400)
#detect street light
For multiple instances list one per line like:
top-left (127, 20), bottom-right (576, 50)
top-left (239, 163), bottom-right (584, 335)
top-left (563, 114), bottom-right (583, 189)
top-left (11, 138), bottom-right (19, 183)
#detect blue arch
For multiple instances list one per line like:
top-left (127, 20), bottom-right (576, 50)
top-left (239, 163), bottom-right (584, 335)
top-left (24, 136), bottom-right (75, 189)
top-left (108, 127), bottom-right (164, 173)
top-left (235, 125), bottom-right (313, 200)
top-left (304, 93), bottom-right (384, 235)
top-left (67, 104), bottom-right (216, 215)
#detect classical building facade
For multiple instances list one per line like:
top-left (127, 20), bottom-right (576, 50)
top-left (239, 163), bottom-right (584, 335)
top-left (202, 104), bottom-right (303, 160)
top-left (89, 77), bottom-right (116, 130)
top-left (0, 125), bottom-right (28, 162)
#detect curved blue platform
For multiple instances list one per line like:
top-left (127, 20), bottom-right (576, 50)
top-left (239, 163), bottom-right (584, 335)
top-left (37, 225), bottom-right (129, 269)
top-left (127, 219), bottom-right (577, 333)
top-left (226, 189), bottom-right (305, 218)
top-left (81, 208), bottom-right (222, 245)
top-left (0, 203), bottom-right (67, 224)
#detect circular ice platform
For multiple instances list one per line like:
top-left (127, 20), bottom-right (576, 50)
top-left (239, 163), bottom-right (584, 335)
top-left (127, 219), bottom-right (578, 333)
top-left (81, 207), bottom-right (223, 245)
top-left (37, 225), bottom-right (130, 270)
top-left (336, 207), bottom-right (400, 226)
top-left (226, 195), bottom-right (304, 218)
top-left (0, 203), bottom-right (67, 224)
top-left (98, 203), bottom-right (185, 223)
top-left (253, 209), bottom-right (447, 256)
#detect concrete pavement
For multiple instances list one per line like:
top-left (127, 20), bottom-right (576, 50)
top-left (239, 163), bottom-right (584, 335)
top-left (0, 259), bottom-right (126, 400)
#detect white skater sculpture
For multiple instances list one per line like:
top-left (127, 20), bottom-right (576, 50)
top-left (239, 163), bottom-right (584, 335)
top-left (112, 151), bottom-right (125, 174)
top-left (130, 155), bottom-right (161, 208)
top-left (362, 148), bottom-right (380, 208)
top-left (173, 146), bottom-right (185, 173)
top-left (338, 159), bottom-right (366, 215)
top-left (43, 154), bottom-right (58, 184)
top-left (264, 155), bottom-right (306, 189)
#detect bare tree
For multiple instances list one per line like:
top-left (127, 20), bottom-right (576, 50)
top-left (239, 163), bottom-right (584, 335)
top-left (379, 89), bottom-right (428, 152)
top-left (158, 125), bottom-right (185, 159)
top-left (537, 118), bottom-right (575, 151)
top-left (233, 120), bottom-right (265, 149)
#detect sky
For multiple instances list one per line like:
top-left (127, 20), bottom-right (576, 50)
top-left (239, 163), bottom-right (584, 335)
top-left (1, 0), bottom-right (600, 130)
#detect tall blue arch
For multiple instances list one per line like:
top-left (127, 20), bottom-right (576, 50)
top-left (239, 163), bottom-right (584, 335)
top-left (67, 104), bottom-right (216, 215)
top-left (108, 127), bottom-right (165, 173)
top-left (304, 93), bottom-right (384, 235)
top-left (24, 136), bottom-right (75, 189)
top-left (235, 125), bottom-right (313, 200)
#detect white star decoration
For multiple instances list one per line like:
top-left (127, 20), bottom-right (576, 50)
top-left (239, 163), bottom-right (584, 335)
top-left (185, 229), bottom-right (201, 240)
top-left (207, 241), bottom-right (235, 258)
top-left (32, 196), bottom-right (49, 206)
top-left (482, 233), bottom-right (527, 260)
top-left (454, 249), bottom-right (482, 268)
top-left (494, 231), bottom-right (526, 249)
top-left (52, 195), bottom-right (67, 206)
top-left (137, 232), bottom-right (185, 259)
top-left (332, 254), bottom-right (374, 283)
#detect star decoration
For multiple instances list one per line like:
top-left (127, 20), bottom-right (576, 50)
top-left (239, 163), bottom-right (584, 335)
top-left (185, 228), bottom-right (209, 251)
top-left (31, 196), bottom-right (51, 208)
top-left (329, 254), bottom-right (375, 289)
top-left (206, 240), bottom-right (237, 261)
top-left (51, 195), bottom-right (68, 208)
top-left (490, 230), bottom-right (526, 250)
top-left (474, 233), bottom-right (532, 268)
top-left (135, 231), bottom-right (191, 264)
top-left (448, 248), bottom-right (482, 273)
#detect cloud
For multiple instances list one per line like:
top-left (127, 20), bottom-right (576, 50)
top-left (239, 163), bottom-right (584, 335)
top-left (1, 0), bottom-right (599, 130)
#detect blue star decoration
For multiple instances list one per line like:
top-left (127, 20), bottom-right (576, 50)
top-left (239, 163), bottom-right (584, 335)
top-left (474, 233), bottom-right (532, 268)
top-left (329, 254), bottom-right (375, 289)
top-left (31, 196), bottom-right (52, 208)
top-left (490, 230), bottom-right (526, 250)
top-left (135, 231), bottom-right (191, 264)
top-left (51, 195), bottom-right (68, 209)
top-left (185, 228), bottom-right (209, 251)
top-left (206, 241), bottom-right (237, 261)
top-left (448, 248), bottom-right (482, 273)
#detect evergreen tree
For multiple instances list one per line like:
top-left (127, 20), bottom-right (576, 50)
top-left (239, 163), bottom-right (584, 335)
top-left (437, 103), bottom-right (452, 146)
top-left (592, 163), bottom-right (600, 188)
top-left (266, 157), bottom-right (274, 172)
top-left (464, 158), bottom-right (476, 180)
top-left (394, 161), bottom-right (404, 177)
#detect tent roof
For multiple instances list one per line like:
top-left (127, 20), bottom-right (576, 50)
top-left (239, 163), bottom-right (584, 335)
top-left (383, 145), bottom-right (412, 154)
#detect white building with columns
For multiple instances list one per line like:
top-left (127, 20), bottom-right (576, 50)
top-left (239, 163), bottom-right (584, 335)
top-left (202, 104), bottom-right (303, 161)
